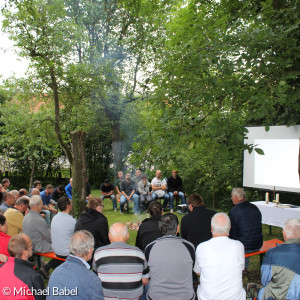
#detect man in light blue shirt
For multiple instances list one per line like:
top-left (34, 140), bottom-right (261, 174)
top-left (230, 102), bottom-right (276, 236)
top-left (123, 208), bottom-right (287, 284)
top-left (51, 197), bottom-right (76, 262)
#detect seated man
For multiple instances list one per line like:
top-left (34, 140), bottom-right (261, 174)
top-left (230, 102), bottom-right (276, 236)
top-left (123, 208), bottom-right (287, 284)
top-left (145, 213), bottom-right (195, 300)
top-left (19, 188), bottom-right (28, 197)
top-left (114, 171), bottom-right (124, 203)
top-left (47, 230), bottom-right (104, 300)
top-left (229, 188), bottom-right (263, 269)
top-left (22, 195), bottom-right (58, 279)
top-left (100, 179), bottom-right (117, 211)
top-left (65, 178), bottom-right (72, 200)
top-left (93, 223), bottom-right (148, 300)
top-left (4, 196), bottom-right (30, 237)
top-left (194, 213), bottom-right (246, 300)
top-left (0, 233), bottom-right (45, 300)
top-left (1, 178), bottom-right (10, 192)
top-left (138, 174), bottom-right (153, 211)
top-left (151, 170), bottom-right (169, 211)
top-left (258, 218), bottom-right (300, 300)
top-left (0, 191), bottom-right (16, 213)
top-left (167, 170), bottom-right (185, 211)
top-left (75, 197), bottom-right (110, 253)
top-left (51, 197), bottom-right (76, 263)
top-left (136, 201), bottom-right (162, 252)
top-left (120, 173), bottom-right (140, 215)
top-left (133, 169), bottom-right (142, 195)
top-left (29, 180), bottom-right (43, 197)
top-left (181, 194), bottom-right (216, 248)
top-left (51, 185), bottom-right (65, 203)
top-left (40, 184), bottom-right (57, 228)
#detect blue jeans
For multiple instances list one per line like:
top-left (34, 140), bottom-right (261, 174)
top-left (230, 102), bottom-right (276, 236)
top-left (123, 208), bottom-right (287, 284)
top-left (152, 192), bottom-right (169, 209)
top-left (168, 191), bottom-right (185, 209)
top-left (101, 195), bottom-right (117, 210)
top-left (120, 194), bottom-right (140, 214)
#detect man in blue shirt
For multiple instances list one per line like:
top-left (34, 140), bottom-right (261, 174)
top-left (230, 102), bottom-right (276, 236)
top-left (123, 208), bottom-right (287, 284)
top-left (40, 185), bottom-right (57, 228)
top-left (47, 230), bottom-right (104, 300)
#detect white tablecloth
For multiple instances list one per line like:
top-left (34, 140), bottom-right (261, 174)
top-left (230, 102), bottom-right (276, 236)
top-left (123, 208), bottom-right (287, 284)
top-left (251, 201), bottom-right (300, 228)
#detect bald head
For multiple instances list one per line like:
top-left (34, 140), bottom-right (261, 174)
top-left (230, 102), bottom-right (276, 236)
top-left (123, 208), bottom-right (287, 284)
top-left (109, 223), bottom-right (129, 243)
top-left (211, 213), bottom-right (231, 237)
top-left (156, 170), bottom-right (162, 179)
top-left (283, 218), bottom-right (300, 241)
top-left (31, 188), bottom-right (40, 196)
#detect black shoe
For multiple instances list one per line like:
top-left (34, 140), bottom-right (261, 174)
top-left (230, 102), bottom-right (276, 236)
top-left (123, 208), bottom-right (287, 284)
top-left (39, 266), bottom-right (50, 279)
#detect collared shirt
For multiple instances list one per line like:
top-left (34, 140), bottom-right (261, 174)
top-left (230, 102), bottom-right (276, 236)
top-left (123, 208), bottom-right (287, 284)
top-left (0, 202), bottom-right (10, 213)
top-left (69, 255), bottom-right (91, 269)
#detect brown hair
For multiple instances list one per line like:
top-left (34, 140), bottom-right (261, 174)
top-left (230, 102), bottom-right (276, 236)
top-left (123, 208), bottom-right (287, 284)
top-left (187, 194), bottom-right (204, 207)
top-left (87, 197), bottom-right (102, 210)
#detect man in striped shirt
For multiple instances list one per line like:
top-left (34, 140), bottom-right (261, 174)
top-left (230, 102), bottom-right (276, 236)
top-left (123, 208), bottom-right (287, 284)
top-left (93, 222), bottom-right (149, 300)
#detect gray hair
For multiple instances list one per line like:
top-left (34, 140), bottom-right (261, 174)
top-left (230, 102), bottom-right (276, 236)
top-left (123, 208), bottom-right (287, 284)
top-left (283, 218), bottom-right (300, 239)
top-left (232, 188), bottom-right (245, 200)
top-left (109, 223), bottom-right (128, 239)
top-left (29, 195), bottom-right (42, 208)
top-left (159, 213), bottom-right (179, 236)
top-left (211, 213), bottom-right (231, 235)
top-left (16, 196), bottom-right (30, 206)
top-left (69, 230), bottom-right (94, 257)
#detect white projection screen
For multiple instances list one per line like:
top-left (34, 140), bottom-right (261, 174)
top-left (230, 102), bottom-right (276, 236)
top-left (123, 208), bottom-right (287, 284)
top-left (243, 125), bottom-right (300, 193)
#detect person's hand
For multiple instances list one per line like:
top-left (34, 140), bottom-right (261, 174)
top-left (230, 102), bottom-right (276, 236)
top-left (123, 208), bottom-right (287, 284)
top-left (25, 207), bottom-right (30, 215)
top-left (0, 254), bottom-right (8, 263)
top-left (50, 208), bottom-right (57, 213)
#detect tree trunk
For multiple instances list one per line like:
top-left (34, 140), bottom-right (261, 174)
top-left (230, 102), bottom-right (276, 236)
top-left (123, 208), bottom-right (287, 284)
top-left (29, 160), bottom-right (35, 191)
top-left (71, 130), bottom-right (87, 217)
top-left (111, 122), bottom-right (122, 171)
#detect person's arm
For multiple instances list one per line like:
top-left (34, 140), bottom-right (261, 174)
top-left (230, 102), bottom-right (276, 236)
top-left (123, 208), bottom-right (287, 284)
top-left (116, 185), bottom-right (121, 195)
top-left (193, 249), bottom-right (201, 276)
top-left (138, 182), bottom-right (143, 194)
top-left (39, 220), bottom-right (52, 243)
top-left (178, 177), bottom-right (183, 192)
top-left (180, 217), bottom-right (187, 240)
top-left (107, 185), bottom-right (115, 196)
top-left (128, 189), bottom-right (135, 200)
top-left (228, 209), bottom-right (238, 239)
top-left (260, 251), bottom-right (273, 286)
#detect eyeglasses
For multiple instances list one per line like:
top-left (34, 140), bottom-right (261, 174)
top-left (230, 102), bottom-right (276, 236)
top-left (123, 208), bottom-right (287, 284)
top-left (27, 244), bottom-right (33, 249)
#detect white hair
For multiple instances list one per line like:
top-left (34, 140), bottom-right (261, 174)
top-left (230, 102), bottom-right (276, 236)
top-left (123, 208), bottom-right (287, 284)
top-left (232, 188), bottom-right (245, 200)
top-left (69, 230), bottom-right (94, 257)
top-left (283, 218), bottom-right (300, 239)
top-left (29, 195), bottom-right (42, 208)
top-left (211, 213), bottom-right (231, 235)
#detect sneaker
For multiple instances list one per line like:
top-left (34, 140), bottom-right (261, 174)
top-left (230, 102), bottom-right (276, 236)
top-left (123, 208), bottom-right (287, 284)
top-left (114, 208), bottom-right (117, 211)
top-left (38, 266), bottom-right (50, 279)
top-left (120, 211), bottom-right (124, 214)
top-left (170, 209), bottom-right (174, 213)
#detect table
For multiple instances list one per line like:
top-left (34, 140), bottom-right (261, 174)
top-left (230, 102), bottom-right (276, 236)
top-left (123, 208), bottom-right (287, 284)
top-left (251, 201), bottom-right (300, 228)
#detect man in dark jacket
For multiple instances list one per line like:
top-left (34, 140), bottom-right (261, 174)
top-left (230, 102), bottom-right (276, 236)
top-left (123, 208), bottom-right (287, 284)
top-left (181, 194), bottom-right (216, 249)
top-left (136, 201), bottom-right (162, 251)
top-left (0, 233), bottom-right (45, 300)
top-left (75, 197), bottom-right (110, 257)
top-left (229, 188), bottom-right (263, 269)
top-left (167, 170), bottom-right (185, 212)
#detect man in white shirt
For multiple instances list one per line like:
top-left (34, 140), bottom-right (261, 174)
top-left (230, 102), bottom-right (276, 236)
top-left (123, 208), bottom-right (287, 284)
top-left (194, 212), bottom-right (246, 300)
top-left (151, 170), bottom-right (170, 211)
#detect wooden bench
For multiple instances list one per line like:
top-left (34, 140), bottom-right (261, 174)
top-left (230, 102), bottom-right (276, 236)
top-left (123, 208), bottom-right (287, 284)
top-left (245, 238), bottom-right (284, 265)
top-left (34, 252), bottom-right (66, 268)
